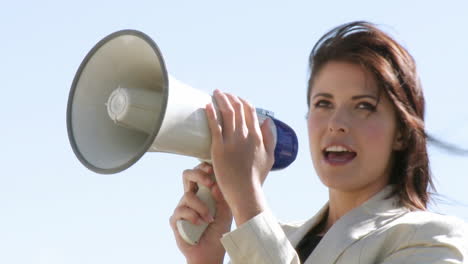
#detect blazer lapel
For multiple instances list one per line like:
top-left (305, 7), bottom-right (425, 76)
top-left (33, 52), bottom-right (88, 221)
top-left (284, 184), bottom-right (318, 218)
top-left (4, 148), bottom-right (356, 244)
top-left (303, 186), bottom-right (409, 264)
top-left (288, 203), bottom-right (329, 248)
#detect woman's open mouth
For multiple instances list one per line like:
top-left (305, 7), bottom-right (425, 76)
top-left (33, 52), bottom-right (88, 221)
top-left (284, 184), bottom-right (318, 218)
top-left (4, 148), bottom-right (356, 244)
top-left (323, 145), bottom-right (357, 166)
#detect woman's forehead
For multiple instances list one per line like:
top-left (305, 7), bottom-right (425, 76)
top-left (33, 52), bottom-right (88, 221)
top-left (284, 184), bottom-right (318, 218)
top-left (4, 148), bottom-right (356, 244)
top-left (311, 61), bottom-right (379, 97)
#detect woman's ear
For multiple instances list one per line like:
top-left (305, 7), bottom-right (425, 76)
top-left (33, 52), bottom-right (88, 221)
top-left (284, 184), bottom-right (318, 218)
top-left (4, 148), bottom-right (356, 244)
top-left (393, 129), bottom-right (406, 151)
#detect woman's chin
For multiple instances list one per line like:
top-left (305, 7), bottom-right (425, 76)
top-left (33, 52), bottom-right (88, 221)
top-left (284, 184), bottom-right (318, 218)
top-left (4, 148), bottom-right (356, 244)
top-left (318, 173), bottom-right (366, 192)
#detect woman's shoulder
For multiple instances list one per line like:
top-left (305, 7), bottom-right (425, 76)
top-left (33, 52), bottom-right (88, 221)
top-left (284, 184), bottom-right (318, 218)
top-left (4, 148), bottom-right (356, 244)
top-left (395, 210), bottom-right (467, 232)
top-left (358, 210), bottom-right (468, 263)
top-left (384, 210), bottom-right (467, 249)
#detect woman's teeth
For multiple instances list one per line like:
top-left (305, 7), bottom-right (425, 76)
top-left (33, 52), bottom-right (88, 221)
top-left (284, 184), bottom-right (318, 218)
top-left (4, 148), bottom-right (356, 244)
top-left (325, 145), bottom-right (351, 152)
top-left (323, 145), bottom-right (357, 164)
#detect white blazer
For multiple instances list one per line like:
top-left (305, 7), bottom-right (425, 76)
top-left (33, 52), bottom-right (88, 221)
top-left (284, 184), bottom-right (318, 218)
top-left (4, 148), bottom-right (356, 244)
top-left (221, 186), bottom-right (467, 264)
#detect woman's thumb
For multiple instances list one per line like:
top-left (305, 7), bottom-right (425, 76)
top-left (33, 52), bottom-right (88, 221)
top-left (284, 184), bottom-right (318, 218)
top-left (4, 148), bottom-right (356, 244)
top-left (211, 184), bottom-right (232, 222)
top-left (261, 118), bottom-right (276, 156)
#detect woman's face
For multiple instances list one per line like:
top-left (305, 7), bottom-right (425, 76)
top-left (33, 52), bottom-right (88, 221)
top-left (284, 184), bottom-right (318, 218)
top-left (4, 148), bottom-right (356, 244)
top-left (307, 61), bottom-right (402, 194)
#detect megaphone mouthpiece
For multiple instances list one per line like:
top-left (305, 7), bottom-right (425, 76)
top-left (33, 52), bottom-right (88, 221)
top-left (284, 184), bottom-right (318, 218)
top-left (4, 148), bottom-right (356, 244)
top-left (106, 87), bottom-right (162, 134)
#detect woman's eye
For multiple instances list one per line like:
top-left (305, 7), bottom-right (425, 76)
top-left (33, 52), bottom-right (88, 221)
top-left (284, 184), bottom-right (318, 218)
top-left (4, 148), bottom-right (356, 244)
top-left (356, 102), bottom-right (376, 111)
top-left (314, 100), bottom-right (332, 108)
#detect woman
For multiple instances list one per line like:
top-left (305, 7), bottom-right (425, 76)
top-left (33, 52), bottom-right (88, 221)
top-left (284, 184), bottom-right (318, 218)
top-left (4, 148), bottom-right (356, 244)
top-left (169, 21), bottom-right (467, 264)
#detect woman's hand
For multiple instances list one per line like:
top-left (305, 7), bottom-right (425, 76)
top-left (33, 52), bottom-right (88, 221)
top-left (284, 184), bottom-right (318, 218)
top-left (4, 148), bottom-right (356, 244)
top-left (206, 90), bottom-right (276, 225)
top-left (169, 163), bottom-right (233, 264)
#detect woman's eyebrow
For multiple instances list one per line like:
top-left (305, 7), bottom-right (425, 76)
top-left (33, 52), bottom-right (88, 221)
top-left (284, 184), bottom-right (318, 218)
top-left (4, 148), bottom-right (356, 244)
top-left (352, 95), bottom-right (378, 101)
top-left (312, 93), bottom-right (333, 99)
top-left (312, 93), bottom-right (377, 101)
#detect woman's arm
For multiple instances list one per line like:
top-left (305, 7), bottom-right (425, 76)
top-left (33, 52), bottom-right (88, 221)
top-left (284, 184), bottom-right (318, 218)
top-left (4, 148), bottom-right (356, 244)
top-left (205, 90), bottom-right (300, 263)
top-left (221, 210), bottom-right (301, 264)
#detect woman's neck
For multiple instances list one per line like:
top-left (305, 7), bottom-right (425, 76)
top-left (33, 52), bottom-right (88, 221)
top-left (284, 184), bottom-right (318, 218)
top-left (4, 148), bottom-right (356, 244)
top-left (321, 184), bottom-right (387, 235)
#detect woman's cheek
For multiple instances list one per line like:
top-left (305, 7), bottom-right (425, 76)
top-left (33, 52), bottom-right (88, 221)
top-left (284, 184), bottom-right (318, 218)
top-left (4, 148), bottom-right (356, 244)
top-left (307, 116), bottom-right (323, 157)
top-left (359, 121), bottom-right (394, 152)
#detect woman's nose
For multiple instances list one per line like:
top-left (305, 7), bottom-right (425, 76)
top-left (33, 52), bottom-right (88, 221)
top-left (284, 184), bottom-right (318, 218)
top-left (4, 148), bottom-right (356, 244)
top-left (328, 108), bottom-right (349, 133)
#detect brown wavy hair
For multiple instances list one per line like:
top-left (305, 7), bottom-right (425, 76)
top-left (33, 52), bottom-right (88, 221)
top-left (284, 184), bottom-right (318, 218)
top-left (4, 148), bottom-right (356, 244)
top-left (307, 21), bottom-right (433, 210)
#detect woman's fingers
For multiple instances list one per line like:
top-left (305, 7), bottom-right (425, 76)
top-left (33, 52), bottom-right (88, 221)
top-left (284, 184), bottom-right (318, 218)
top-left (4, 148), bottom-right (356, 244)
top-left (170, 205), bottom-right (204, 227)
top-left (225, 93), bottom-right (246, 136)
top-left (173, 191), bottom-right (215, 225)
top-left (205, 102), bottom-right (223, 144)
top-left (183, 191), bottom-right (215, 223)
top-left (239, 97), bottom-right (262, 138)
top-left (212, 89), bottom-right (235, 136)
top-left (182, 163), bottom-right (214, 193)
top-left (238, 96), bottom-right (275, 157)
top-left (177, 163), bottom-right (216, 225)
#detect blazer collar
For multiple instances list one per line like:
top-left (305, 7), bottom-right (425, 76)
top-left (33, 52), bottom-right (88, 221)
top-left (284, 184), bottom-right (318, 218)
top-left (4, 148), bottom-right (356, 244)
top-left (290, 186), bottom-right (409, 264)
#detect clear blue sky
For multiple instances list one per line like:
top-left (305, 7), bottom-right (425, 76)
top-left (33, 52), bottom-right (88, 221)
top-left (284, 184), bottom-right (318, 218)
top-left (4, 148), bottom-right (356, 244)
top-left (1, 1), bottom-right (467, 263)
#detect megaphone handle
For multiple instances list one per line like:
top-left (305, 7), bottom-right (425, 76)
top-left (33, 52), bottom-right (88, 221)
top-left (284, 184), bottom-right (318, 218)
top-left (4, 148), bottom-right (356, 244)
top-left (176, 183), bottom-right (217, 245)
top-left (175, 111), bottom-right (276, 245)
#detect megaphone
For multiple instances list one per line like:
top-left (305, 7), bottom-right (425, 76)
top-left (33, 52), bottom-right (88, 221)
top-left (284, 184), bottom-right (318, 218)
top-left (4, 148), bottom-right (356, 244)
top-left (67, 30), bottom-right (298, 245)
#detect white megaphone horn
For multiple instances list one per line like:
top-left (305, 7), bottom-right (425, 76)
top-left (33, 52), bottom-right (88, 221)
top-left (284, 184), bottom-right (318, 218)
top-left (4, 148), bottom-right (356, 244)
top-left (67, 30), bottom-right (298, 245)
